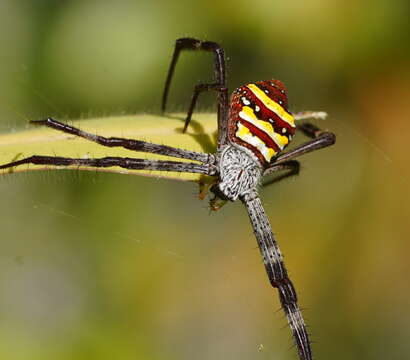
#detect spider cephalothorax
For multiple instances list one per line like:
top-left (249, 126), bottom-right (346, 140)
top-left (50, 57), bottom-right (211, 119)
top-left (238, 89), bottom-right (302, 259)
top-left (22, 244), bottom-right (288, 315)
top-left (0, 38), bottom-right (335, 360)
top-left (216, 145), bottom-right (263, 201)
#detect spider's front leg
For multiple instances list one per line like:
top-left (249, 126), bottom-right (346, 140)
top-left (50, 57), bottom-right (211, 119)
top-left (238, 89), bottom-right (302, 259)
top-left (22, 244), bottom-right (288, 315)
top-left (162, 37), bottom-right (229, 146)
top-left (0, 155), bottom-right (216, 175)
top-left (0, 119), bottom-right (219, 174)
top-left (31, 118), bottom-right (212, 164)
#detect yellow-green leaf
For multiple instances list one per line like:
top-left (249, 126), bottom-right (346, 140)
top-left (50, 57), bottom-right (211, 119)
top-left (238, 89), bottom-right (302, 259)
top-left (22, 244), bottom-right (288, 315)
top-left (0, 114), bottom-right (218, 182)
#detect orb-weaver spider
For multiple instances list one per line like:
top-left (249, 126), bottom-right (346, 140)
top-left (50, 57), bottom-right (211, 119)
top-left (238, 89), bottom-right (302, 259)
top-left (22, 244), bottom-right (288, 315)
top-left (0, 38), bottom-right (335, 360)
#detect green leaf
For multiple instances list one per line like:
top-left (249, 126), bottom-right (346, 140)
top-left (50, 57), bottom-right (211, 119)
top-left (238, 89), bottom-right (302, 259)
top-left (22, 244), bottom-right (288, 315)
top-left (0, 114), bottom-right (218, 182)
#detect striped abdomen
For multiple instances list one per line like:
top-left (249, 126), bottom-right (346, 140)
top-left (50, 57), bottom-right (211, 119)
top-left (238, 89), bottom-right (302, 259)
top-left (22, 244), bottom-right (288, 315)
top-left (228, 80), bottom-right (296, 165)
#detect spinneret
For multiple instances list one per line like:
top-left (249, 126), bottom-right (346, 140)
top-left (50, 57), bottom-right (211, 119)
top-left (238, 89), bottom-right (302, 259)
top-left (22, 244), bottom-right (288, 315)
top-left (228, 80), bottom-right (296, 164)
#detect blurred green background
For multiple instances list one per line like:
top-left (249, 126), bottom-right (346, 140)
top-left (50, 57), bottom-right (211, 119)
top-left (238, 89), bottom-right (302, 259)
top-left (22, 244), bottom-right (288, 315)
top-left (1, 1), bottom-right (410, 359)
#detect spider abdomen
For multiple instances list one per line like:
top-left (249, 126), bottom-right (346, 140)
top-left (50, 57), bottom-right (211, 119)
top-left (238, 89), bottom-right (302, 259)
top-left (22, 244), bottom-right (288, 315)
top-left (228, 80), bottom-right (296, 165)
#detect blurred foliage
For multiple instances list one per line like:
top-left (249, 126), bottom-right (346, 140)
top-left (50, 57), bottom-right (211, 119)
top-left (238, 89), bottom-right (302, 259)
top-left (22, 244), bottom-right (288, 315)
top-left (0, 1), bottom-right (409, 359)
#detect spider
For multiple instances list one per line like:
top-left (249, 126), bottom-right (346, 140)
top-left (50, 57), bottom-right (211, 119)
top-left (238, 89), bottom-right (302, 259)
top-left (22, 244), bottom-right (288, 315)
top-left (0, 38), bottom-right (335, 360)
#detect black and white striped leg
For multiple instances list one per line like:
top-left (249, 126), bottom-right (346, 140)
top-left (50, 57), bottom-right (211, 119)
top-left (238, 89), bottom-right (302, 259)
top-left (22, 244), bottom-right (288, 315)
top-left (241, 191), bottom-right (312, 360)
top-left (262, 160), bottom-right (300, 186)
top-left (275, 123), bottom-right (335, 163)
top-left (161, 37), bottom-right (229, 146)
top-left (0, 156), bottom-right (215, 175)
top-left (31, 118), bottom-right (213, 164)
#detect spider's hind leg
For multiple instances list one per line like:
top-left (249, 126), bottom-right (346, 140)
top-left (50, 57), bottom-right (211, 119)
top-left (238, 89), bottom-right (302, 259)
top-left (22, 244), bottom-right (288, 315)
top-left (273, 123), bottom-right (336, 163)
top-left (293, 111), bottom-right (327, 121)
top-left (162, 38), bottom-right (229, 145)
top-left (262, 160), bottom-right (300, 187)
top-left (183, 83), bottom-right (228, 134)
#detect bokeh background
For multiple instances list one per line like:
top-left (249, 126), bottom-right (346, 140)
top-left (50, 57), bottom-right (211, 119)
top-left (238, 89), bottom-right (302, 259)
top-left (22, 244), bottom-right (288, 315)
top-left (1, 1), bottom-right (410, 359)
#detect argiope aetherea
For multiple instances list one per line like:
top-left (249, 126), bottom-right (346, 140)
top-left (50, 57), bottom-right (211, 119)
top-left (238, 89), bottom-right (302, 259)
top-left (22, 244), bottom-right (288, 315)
top-left (0, 38), bottom-right (335, 360)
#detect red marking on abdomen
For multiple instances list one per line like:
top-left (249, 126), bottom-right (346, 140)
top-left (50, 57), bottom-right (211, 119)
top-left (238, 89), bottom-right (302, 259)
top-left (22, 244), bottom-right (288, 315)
top-left (244, 87), bottom-right (296, 136)
top-left (238, 119), bottom-right (280, 153)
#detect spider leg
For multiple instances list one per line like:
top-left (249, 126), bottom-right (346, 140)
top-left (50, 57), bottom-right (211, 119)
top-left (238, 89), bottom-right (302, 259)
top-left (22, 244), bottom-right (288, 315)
top-left (262, 160), bottom-right (300, 187)
top-left (0, 155), bottom-right (215, 175)
top-left (183, 83), bottom-right (227, 134)
top-left (31, 118), bottom-right (214, 164)
top-left (269, 122), bottom-right (335, 166)
top-left (293, 111), bottom-right (327, 121)
top-left (241, 191), bottom-right (312, 360)
top-left (162, 37), bottom-right (229, 146)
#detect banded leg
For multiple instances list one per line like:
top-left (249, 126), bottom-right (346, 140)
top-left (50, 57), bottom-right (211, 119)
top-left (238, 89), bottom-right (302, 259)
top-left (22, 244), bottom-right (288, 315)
top-left (161, 38), bottom-right (229, 145)
top-left (0, 156), bottom-right (215, 175)
top-left (241, 191), bottom-right (312, 360)
top-left (271, 123), bottom-right (336, 165)
top-left (32, 118), bottom-right (213, 164)
top-left (262, 160), bottom-right (300, 187)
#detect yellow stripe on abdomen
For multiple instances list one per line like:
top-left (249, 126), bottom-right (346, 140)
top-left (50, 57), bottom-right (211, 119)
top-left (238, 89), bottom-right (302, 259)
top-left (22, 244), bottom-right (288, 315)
top-left (240, 106), bottom-right (289, 150)
top-left (246, 83), bottom-right (296, 128)
top-left (235, 123), bottom-right (276, 162)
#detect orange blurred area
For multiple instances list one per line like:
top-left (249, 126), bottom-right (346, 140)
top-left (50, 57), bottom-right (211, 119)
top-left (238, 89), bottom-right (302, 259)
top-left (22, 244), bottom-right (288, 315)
top-left (0, 1), bottom-right (409, 359)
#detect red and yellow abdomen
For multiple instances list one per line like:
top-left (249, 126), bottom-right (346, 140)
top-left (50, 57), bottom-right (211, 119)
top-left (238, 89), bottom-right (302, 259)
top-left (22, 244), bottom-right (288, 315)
top-left (228, 80), bottom-right (296, 165)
